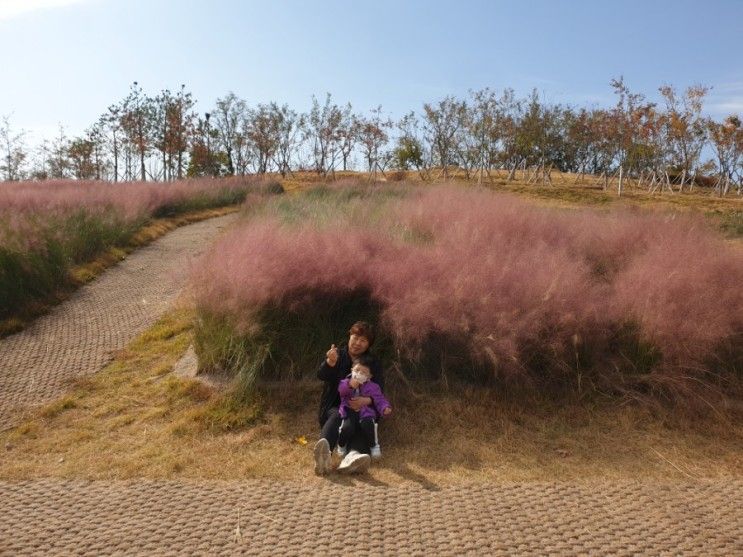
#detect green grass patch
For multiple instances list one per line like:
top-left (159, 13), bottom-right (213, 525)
top-left (195, 288), bottom-right (391, 397)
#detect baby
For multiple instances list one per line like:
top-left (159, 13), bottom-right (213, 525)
top-left (337, 355), bottom-right (392, 469)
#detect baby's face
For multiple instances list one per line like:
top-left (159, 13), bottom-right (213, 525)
top-left (351, 364), bottom-right (371, 384)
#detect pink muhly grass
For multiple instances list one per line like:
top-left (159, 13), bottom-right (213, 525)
top-left (192, 221), bottom-right (387, 327)
top-left (372, 188), bottom-right (608, 374)
top-left (0, 176), bottom-right (262, 219)
top-left (0, 177), bottom-right (268, 253)
top-left (191, 184), bottom-right (743, 399)
top-left (612, 223), bottom-right (743, 370)
top-left (0, 177), bottom-right (272, 320)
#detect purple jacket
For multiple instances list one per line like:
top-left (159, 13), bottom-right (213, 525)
top-left (338, 377), bottom-right (392, 420)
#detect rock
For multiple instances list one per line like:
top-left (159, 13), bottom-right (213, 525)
top-left (174, 345), bottom-right (199, 378)
top-left (172, 344), bottom-right (230, 391)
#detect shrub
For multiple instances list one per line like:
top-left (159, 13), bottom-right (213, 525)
top-left (0, 176), bottom-right (282, 321)
top-left (191, 183), bottom-right (743, 405)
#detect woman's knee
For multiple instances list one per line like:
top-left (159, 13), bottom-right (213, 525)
top-left (324, 407), bottom-right (340, 423)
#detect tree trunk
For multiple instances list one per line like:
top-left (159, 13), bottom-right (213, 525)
top-left (507, 160), bottom-right (519, 181)
top-left (112, 135), bottom-right (119, 183)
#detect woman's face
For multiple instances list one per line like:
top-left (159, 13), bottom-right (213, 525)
top-left (348, 334), bottom-right (370, 358)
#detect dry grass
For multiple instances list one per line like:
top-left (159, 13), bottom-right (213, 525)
top-left (1, 308), bottom-right (740, 485)
top-left (276, 169), bottom-right (743, 239)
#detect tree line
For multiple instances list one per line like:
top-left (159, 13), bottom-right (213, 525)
top-left (1, 77), bottom-right (742, 195)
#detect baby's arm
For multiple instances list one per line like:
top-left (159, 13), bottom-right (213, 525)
top-left (367, 383), bottom-right (392, 417)
top-left (338, 378), bottom-right (354, 400)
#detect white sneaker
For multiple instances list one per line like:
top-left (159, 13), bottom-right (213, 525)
top-left (337, 450), bottom-right (371, 474)
top-left (313, 438), bottom-right (331, 475)
top-left (370, 444), bottom-right (381, 460)
top-left (336, 445), bottom-right (347, 458)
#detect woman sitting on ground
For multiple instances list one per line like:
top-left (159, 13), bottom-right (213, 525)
top-left (314, 321), bottom-right (385, 475)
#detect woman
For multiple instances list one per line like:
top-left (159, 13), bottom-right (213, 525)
top-left (314, 321), bottom-right (385, 475)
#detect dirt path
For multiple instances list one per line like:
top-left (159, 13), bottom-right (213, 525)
top-left (0, 213), bottom-right (238, 431)
top-left (1, 479), bottom-right (740, 555)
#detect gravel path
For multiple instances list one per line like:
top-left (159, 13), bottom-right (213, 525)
top-left (1, 479), bottom-right (740, 555)
top-left (0, 213), bottom-right (238, 430)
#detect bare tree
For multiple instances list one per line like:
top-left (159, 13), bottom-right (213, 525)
top-left (47, 125), bottom-right (71, 179)
top-left (357, 106), bottom-right (392, 178)
top-left (462, 88), bottom-right (501, 183)
top-left (152, 85), bottom-right (195, 181)
top-left (67, 135), bottom-right (96, 179)
top-left (0, 115), bottom-right (26, 181)
top-left (610, 77), bottom-right (650, 194)
top-left (422, 95), bottom-right (466, 179)
top-left (708, 115), bottom-right (743, 196)
top-left (337, 108), bottom-right (358, 171)
top-left (85, 123), bottom-right (107, 180)
top-left (99, 104), bottom-right (123, 182)
top-left (272, 103), bottom-right (303, 177)
top-left (188, 114), bottom-right (224, 177)
top-left (213, 92), bottom-right (248, 176)
top-left (246, 103), bottom-right (281, 174)
top-left (659, 84), bottom-right (710, 189)
top-left (394, 111), bottom-right (429, 179)
top-left (171, 85), bottom-right (195, 179)
top-left (306, 93), bottom-right (347, 176)
top-left (120, 82), bottom-right (155, 181)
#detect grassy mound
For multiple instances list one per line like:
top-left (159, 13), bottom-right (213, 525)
top-left (191, 180), bottom-right (743, 409)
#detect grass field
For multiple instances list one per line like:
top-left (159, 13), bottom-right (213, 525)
top-left (2, 172), bottom-right (741, 482)
top-left (1, 308), bottom-right (739, 483)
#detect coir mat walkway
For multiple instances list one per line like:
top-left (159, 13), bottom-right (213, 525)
top-left (1, 479), bottom-right (740, 555)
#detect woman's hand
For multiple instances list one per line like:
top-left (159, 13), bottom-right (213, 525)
top-left (325, 344), bottom-right (338, 367)
top-left (383, 407), bottom-right (392, 416)
top-left (348, 396), bottom-right (372, 412)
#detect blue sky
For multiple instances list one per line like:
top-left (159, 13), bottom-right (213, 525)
top-left (1, 0), bottom-right (742, 142)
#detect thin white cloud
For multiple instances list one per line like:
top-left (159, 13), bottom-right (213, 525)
top-left (708, 100), bottom-right (743, 115)
top-left (0, 0), bottom-right (90, 21)
top-left (706, 81), bottom-right (743, 116)
top-left (714, 81), bottom-right (743, 93)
